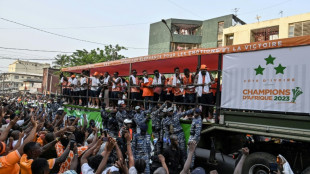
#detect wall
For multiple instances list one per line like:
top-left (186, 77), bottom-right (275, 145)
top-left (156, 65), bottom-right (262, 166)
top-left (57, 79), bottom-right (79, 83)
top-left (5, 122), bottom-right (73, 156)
top-left (201, 14), bottom-right (233, 48)
top-left (8, 60), bottom-right (50, 75)
top-left (223, 12), bottom-right (310, 45)
top-left (42, 68), bottom-right (60, 94)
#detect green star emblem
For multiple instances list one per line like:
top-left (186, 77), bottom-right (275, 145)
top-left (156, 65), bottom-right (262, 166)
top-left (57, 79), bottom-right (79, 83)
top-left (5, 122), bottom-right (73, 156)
top-left (265, 54), bottom-right (276, 65)
top-left (254, 65), bottom-right (265, 75)
top-left (274, 64), bottom-right (286, 74)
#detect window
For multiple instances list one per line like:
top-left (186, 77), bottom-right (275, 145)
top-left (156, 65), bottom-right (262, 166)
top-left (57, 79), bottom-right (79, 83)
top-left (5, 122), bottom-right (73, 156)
top-left (171, 24), bottom-right (202, 36)
top-left (217, 22), bottom-right (224, 47)
top-left (22, 76), bottom-right (24, 78)
top-left (251, 26), bottom-right (279, 42)
top-left (27, 77), bottom-right (31, 79)
top-left (171, 43), bottom-right (200, 51)
top-left (226, 34), bottom-right (234, 46)
top-left (20, 83), bottom-right (23, 86)
top-left (288, 20), bottom-right (310, 37)
top-left (14, 76), bottom-right (19, 79)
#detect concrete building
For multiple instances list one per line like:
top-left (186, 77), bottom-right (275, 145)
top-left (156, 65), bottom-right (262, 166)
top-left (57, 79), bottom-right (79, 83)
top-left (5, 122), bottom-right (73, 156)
top-left (0, 60), bottom-right (50, 94)
top-left (148, 14), bottom-right (245, 55)
top-left (41, 68), bottom-right (60, 95)
top-left (222, 12), bottom-right (310, 46)
top-left (9, 60), bottom-right (50, 75)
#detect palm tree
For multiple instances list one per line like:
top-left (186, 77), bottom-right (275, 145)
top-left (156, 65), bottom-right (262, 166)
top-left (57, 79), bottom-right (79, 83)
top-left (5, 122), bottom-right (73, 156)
top-left (53, 54), bottom-right (70, 68)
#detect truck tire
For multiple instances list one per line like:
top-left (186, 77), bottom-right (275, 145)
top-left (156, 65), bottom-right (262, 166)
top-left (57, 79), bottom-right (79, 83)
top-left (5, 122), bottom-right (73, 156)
top-left (241, 152), bottom-right (276, 174)
top-left (302, 167), bottom-right (310, 174)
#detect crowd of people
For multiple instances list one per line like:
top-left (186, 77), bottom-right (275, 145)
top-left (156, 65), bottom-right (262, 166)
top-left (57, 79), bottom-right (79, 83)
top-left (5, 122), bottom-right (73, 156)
top-left (0, 65), bottom-right (293, 174)
top-left (60, 64), bottom-right (221, 123)
top-left (0, 92), bottom-right (260, 174)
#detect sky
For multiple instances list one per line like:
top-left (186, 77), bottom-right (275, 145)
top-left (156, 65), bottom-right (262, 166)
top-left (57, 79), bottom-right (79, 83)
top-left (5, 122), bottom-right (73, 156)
top-left (0, 0), bottom-right (309, 72)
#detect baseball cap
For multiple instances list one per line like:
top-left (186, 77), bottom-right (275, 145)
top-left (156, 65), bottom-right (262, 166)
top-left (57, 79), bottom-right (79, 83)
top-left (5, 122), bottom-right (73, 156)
top-left (93, 72), bottom-right (99, 76)
top-left (200, 64), bottom-right (208, 70)
top-left (162, 108), bottom-right (167, 113)
top-left (71, 75), bottom-right (76, 78)
top-left (167, 107), bottom-right (173, 112)
top-left (124, 119), bottom-right (132, 124)
top-left (191, 167), bottom-right (206, 174)
top-left (135, 106), bottom-right (140, 110)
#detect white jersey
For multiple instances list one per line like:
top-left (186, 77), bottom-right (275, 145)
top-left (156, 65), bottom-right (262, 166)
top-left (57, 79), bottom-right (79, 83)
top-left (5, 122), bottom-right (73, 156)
top-left (80, 77), bottom-right (87, 90)
top-left (90, 77), bottom-right (100, 91)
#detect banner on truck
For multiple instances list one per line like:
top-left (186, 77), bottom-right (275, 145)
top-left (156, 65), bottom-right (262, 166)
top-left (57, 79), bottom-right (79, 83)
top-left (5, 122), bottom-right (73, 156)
top-left (221, 45), bottom-right (310, 113)
top-left (64, 107), bottom-right (192, 143)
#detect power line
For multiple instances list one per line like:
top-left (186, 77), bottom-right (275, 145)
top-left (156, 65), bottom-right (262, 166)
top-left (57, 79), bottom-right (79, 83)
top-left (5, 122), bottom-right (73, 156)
top-left (0, 17), bottom-right (148, 50)
top-left (0, 23), bottom-right (148, 30)
top-left (166, 0), bottom-right (204, 19)
top-left (0, 46), bottom-right (73, 53)
top-left (238, 0), bottom-right (293, 16)
top-left (0, 56), bottom-right (54, 61)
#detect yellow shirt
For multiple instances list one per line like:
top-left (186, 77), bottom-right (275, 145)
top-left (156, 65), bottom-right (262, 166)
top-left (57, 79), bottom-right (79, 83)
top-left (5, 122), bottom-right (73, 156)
top-left (0, 150), bottom-right (21, 174)
top-left (20, 154), bottom-right (55, 174)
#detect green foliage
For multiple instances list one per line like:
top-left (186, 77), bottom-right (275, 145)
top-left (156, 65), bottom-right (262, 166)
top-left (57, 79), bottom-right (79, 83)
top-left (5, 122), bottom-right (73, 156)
top-left (53, 44), bottom-right (127, 68)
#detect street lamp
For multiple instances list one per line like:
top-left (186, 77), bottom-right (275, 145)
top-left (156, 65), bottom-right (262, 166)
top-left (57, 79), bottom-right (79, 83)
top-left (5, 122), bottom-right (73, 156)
top-left (161, 19), bottom-right (174, 52)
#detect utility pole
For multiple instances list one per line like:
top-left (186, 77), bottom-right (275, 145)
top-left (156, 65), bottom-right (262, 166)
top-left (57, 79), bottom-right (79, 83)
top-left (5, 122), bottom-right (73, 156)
top-left (256, 15), bottom-right (261, 22)
top-left (279, 11), bottom-right (283, 18)
top-left (232, 8), bottom-right (239, 16)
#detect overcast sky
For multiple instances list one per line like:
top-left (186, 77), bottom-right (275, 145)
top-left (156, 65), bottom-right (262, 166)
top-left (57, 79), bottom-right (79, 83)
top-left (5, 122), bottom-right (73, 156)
top-left (0, 0), bottom-right (308, 72)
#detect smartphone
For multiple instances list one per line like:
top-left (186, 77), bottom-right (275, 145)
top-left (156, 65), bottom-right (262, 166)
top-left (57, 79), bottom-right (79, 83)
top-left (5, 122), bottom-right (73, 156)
top-left (269, 163), bottom-right (278, 173)
top-left (70, 140), bottom-right (75, 150)
top-left (102, 137), bottom-right (109, 142)
top-left (103, 130), bottom-right (108, 137)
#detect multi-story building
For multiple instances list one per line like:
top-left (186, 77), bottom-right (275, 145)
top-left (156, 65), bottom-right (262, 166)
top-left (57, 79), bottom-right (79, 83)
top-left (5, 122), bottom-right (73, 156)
top-left (222, 12), bottom-right (310, 46)
top-left (0, 60), bottom-right (50, 94)
top-left (148, 14), bottom-right (245, 55)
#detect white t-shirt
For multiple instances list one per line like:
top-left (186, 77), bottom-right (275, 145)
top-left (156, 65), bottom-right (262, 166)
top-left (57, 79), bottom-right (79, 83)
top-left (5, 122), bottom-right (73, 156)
top-left (81, 163), bottom-right (94, 174)
top-left (80, 77), bottom-right (87, 90)
top-left (129, 166), bottom-right (138, 174)
top-left (90, 77), bottom-right (100, 91)
top-left (72, 78), bottom-right (79, 91)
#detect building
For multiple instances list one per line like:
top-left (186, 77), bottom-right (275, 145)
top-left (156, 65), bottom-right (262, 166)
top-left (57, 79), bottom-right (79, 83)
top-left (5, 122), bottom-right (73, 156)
top-left (8, 60), bottom-right (50, 74)
top-left (222, 12), bottom-right (310, 46)
top-left (148, 14), bottom-right (245, 55)
top-left (0, 60), bottom-right (50, 94)
top-left (41, 68), bottom-right (61, 95)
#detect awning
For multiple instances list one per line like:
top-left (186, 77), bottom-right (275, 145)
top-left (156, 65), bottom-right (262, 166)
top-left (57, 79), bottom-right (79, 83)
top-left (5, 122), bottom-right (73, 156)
top-left (62, 35), bottom-right (310, 75)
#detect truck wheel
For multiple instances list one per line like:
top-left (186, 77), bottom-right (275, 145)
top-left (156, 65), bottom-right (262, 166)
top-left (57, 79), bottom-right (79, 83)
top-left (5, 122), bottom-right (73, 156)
top-left (241, 152), bottom-right (276, 174)
top-left (302, 167), bottom-right (310, 174)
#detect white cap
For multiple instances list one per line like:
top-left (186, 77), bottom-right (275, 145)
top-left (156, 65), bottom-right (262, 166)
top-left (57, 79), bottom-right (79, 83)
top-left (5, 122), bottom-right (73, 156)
top-left (124, 119), bottom-right (132, 124)
top-left (167, 107), bottom-right (173, 112)
top-left (135, 106), bottom-right (140, 110)
top-left (162, 108), bottom-right (167, 113)
top-left (58, 107), bottom-right (64, 111)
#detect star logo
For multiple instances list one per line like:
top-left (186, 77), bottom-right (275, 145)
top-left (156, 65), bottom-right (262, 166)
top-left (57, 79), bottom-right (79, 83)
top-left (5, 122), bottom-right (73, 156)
top-left (274, 64), bottom-right (286, 74)
top-left (254, 65), bottom-right (265, 75)
top-left (265, 54), bottom-right (276, 65)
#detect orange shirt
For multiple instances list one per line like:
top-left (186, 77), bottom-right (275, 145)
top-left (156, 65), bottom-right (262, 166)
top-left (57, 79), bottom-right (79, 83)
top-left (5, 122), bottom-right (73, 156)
top-left (141, 78), bottom-right (154, 97)
top-left (20, 154), bottom-right (55, 174)
top-left (112, 77), bottom-right (122, 92)
top-left (210, 82), bottom-right (222, 96)
top-left (36, 137), bottom-right (44, 146)
top-left (55, 142), bottom-right (88, 174)
top-left (0, 150), bottom-right (21, 174)
top-left (183, 74), bottom-right (195, 94)
top-left (170, 76), bottom-right (183, 96)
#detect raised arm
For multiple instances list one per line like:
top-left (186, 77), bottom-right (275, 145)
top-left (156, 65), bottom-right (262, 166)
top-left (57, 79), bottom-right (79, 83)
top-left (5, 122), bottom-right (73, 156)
top-left (0, 116), bottom-right (19, 141)
top-left (124, 132), bottom-right (134, 168)
top-left (180, 141), bottom-right (197, 174)
top-left (41, 138), bottom-right (59, 154)
top-left (17, 116), bottom-right (38, 155)
top-left (233, 147), bottom-right (249, 174)
top-left (95, 138), bottom-right (116, 174)
top-left (81, 139), bottom-right (102, 165)
top-left (70, 144), bottom-right (79, 171)
top-left (55, 143), bottom-right (71, 164)
top-left (158, 154), bottom-right (169, 174)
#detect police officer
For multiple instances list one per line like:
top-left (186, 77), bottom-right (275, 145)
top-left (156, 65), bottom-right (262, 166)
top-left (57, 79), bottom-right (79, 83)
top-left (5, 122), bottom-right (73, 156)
top-left (133, 105), bottom-right (151, 134)
top-left (151, 101), bottom-right (167, 154)
top-left (132, 123), bottom-right (152, 174)
top-left (107, 110), bottom-right (119, 138)
top-left (100, 103), bottom-right (109, 129)
top-left (116, 105), bottom-right (127, 130)
top-left (165, 105), bottom-right (195, 163)
top-left (188, 108), bottom-right (202, 168)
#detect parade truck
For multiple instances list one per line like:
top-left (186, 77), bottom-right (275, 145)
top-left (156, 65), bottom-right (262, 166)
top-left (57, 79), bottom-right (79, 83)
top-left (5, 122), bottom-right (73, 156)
top-left (196, 40), bottom-right (310, 174)
top-left (62, 36), bottom-right (310, 174)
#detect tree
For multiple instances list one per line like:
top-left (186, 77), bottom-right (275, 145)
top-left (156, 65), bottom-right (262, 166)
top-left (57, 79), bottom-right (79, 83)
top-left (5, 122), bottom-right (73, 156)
top-left (69, 44), bottom-right (127, 66)
top-left (53, 54), bottom-right (71, 68)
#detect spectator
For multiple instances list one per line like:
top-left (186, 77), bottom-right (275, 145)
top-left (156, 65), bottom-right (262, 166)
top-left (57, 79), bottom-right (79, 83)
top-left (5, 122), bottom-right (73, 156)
top-left (163, 134), bottom-right (183, 174)
top-left (141, 70), bottom-right (154, 109)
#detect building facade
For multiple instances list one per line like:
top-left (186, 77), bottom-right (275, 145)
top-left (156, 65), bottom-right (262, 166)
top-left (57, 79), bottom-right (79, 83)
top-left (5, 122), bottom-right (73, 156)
top-left (0, 60), bottom-right (50, 94)
top-left (148, 14), bottom-right (245, 55)
top-left (222, 12), bottom-right (310, 46)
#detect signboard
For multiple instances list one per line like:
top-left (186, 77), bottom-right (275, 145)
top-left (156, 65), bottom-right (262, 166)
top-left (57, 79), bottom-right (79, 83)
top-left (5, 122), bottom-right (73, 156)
top-left (62, 36), bottom-right (310, 72)
top-left (221, 45), bottom-right (310, 113)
